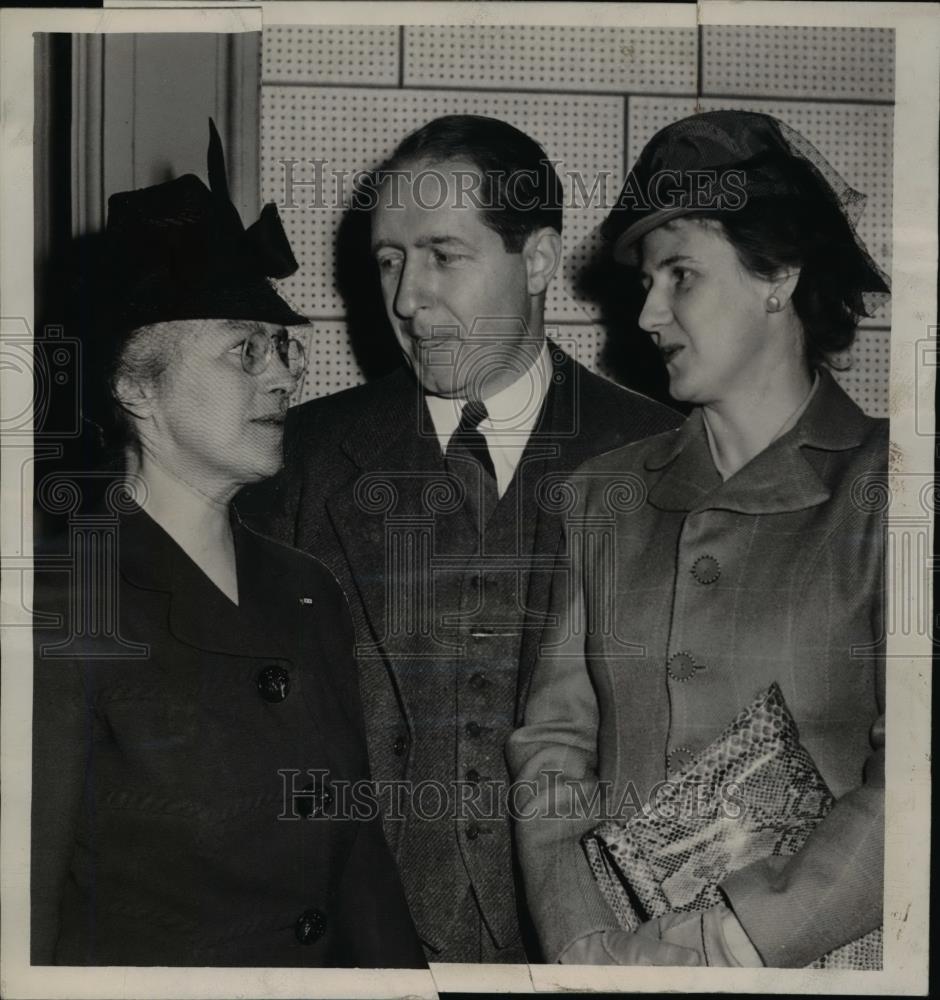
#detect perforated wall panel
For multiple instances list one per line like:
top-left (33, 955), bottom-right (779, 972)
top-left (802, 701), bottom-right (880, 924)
top-left (262, 25), bottom-right (400, 86)
top-left (548, 323), bottom-right (607, 373)
top-left (831, 324), bottom-right (891, 418)
top-left (403, 26), bottom-right (696, 94)
top-left (261, 25), bottom-right (894, 417)
top-left (701, 26), bottom-right (894, 102)
top-left (290, 322), bottom-right (365, 404)
top-left (627, 96), bottom-right (893, 326)
top-left (262, 86), bottom-right (623, 323)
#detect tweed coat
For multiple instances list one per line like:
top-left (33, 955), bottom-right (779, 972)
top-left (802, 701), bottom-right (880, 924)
top-left (236, 347), bottom-right (680, 956)
top-left (506, 370), bottom-right (887, 967)
top-left (31, 505), bottom-right (426, 968)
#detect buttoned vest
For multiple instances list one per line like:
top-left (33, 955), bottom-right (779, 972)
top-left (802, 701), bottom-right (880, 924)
top-left (393, 434), bottom-right (545, 952)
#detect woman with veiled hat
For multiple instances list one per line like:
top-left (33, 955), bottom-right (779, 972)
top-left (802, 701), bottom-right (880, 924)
top-left (508, 111), bottom-right (888, 968)
top-left (31, 124), bottom-right (425, 968)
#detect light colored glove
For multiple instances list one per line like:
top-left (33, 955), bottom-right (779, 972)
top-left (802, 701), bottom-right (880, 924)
top-left (649, 903), bottom-right (765, 968)
top-left (558, 922), bottom-right (701, 966)
top-left (710, 904), bottom-right (764, 967)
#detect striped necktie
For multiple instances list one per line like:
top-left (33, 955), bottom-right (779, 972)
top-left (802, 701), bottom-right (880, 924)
top-left (447, 400), bottom-right (496, 480)
top-left (446, 400), bottom-right (498, 523)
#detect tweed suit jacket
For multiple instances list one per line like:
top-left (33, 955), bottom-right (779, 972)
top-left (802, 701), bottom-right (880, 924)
top-left (507, 370), bottom-right (887, 967)
top-left (31, 507), bottom-right (425, 968)
top-left (236, 346), bottom-right (680, 952)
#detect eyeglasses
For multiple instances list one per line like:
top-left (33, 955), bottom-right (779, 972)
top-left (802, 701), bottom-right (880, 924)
top-left (240, 328), bottom-right (307, 379)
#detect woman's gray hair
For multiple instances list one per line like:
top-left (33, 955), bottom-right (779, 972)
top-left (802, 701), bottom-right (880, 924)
top-left (108, 321), bottom-right (184, 451)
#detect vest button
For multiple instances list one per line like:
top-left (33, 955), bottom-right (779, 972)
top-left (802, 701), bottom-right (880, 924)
top-left (465, 822), bottom-right (481, 841)
top-left (667, 746), bottom-right (696, 776)
top-left (466, 768), bottom-right (481, 784)
top-left (295, 908), bottom-right (328, 945)
top-left (392, 735), bottom-right (409, 756)
top-left (691, 554), bottom-right (721, 585)
top-left (256, 665), bottom-right (290, 703)
top-left (667, 651), bottom-right (700, 682)
top-left (469, 672), bottom-right (487, 690)
top-left (465, 721), bottom-right (482, 738)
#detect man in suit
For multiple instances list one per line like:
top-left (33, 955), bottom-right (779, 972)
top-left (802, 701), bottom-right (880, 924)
top-left (240, 114), bottom-right (680, 963)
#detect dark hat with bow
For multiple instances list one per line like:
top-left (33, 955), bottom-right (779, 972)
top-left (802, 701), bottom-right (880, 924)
top-left (602, 109), bottom-right (889, 295)
top-left (104, 119), bottom-right (307, 336)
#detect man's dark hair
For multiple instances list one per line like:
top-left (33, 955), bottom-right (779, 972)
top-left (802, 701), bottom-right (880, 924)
top-left (375, 114), bottom-right (563, 253)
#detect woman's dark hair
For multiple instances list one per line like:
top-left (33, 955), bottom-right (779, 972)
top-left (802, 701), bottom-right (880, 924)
top-left (689, 172), bottom-right (878, 370)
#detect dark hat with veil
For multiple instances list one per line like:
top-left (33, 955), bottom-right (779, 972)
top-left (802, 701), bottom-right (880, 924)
top-left (602, 110), bottom-right (890, 298)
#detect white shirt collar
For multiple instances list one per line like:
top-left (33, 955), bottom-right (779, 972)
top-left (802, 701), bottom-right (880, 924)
top-left (424, 341), bottom-right (553, 496)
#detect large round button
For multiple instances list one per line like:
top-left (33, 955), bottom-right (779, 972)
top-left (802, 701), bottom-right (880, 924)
top-left (257, 665), bottom-right (290, 703)
top-left (667, 746), bottom-right (695, 776)
top-left (691, 555), bottom-right (721, 585)
top-left (469, 672), bottom-right (487, 690)
top-left (295, 908), bottom-right (327, 945)
top-left (465, 721), bottom-right (482, 738)
top-left (392, 735), bottom-right (409, 756)
top-left (667, 651), bottom-right (699, 682)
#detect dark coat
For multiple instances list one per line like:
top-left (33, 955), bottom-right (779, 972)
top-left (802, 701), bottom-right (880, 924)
top-left (31, 506), bottom-right (426, 968)
top-left (507, 371), bottom-right (887, 966)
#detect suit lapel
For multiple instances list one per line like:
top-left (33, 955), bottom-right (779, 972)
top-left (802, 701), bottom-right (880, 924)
top-left (324, 371), bottom-right (449, 661)
top-left (164, 521), bottom-right (300, 663)
top-left (117, 507), bottom-right (281, 662)
top-left (119, 510), bottom-right (300, 672)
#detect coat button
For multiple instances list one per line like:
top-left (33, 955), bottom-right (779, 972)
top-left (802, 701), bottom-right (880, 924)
top-left (295, 908), bottom-right (328, 945)
top-left (392, 735), bottom-right (409, 756)
top-left (667, 746), bottom-right (695, 776)
top-left (466, 768), bottom-right (481, 784)
top-left (257, 664), bottom-right (290, 703)
top-left (465, 822), bottom-right (481, 841)
top-left (296, 781), bottom-right (334, 819)
top-left (667, 651), bottom-right (700, 682)
top-left (691, 555), bottom-right (721, 585)
top-left (465, 721), bottom-right (482, 738)
top-left (469, 672), bottom-right (487, 690)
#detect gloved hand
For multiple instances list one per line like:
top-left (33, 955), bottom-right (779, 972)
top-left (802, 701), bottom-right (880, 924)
top-left (558, 921), bottom-right (701, 966)
top-left (647, 903), bottom-right (765, 968)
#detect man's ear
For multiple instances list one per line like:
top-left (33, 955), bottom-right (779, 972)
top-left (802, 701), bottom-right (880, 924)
top-left (112, 372), bottom-right (156, 422)
top-left (523, 227), bottom-right (562, 296)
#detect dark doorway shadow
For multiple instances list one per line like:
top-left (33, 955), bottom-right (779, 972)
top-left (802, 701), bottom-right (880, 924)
top-left (334, 198), bottom-right (404, 381)
top-left (575, 246), bottom-right (690, 415)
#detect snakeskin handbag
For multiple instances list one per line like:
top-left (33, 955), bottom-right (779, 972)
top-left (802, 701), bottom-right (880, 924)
top-left (584, 682), bottom-right (882, 969)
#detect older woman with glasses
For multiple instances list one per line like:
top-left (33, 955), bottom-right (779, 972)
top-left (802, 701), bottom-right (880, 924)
top-left (30, 125), bottom-right (425, 969)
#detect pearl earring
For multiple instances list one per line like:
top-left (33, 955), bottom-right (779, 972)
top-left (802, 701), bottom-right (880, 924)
top-left (766, 295), bottom-right (781, 313)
